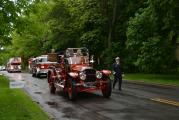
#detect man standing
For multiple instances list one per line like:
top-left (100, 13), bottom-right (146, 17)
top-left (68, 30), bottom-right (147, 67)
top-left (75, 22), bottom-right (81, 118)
top-left (112, 57), bottom-right (122, 90)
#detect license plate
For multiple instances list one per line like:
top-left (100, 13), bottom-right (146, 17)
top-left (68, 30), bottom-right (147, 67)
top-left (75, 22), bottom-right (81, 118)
top-left (84, 82), bottom-right (95, 87)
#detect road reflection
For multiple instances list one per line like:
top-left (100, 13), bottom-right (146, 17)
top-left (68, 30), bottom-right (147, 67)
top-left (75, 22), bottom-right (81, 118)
top-left (0, 71), bottom-right (30, 88)
top-left (15, 73), bottom-right (23, 80)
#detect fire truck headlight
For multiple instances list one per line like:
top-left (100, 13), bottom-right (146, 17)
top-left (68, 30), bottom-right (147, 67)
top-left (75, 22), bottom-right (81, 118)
top-left (79, 72), bottom-right (86, 80)
top-left (96, 71), bottom-right (102, 79)
top-left (41, 65), bottom-right (44, 69)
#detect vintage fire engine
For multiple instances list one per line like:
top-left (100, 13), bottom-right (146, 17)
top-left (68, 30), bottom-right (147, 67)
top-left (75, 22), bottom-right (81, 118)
top-left (47, 48), bottom-right (112, 100)
top-left (31, 55), bottom-right (57, 78)
top-left (7, 57), bottom-right (21, 73)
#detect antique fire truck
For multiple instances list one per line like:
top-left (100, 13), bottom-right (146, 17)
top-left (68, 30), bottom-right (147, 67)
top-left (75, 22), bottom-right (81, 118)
top-left (47, 48), bottom-right (112, 100)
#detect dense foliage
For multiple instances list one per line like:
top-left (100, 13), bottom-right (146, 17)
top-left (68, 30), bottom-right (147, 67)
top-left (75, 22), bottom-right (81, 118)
top-left (0, 0), bottom-right (30, 45)
top-left (0, 0), bottom-right (179, 73)
top-left (126, 0), bottom-right (179, 73)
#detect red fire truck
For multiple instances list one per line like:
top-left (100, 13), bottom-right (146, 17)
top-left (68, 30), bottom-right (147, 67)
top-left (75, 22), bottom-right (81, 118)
top-left (7, 57), bottom-right (21, 73)
top-left (31, 55), bottom-right (57, 78)
top-left (47, 48), bottom-right (112, 100)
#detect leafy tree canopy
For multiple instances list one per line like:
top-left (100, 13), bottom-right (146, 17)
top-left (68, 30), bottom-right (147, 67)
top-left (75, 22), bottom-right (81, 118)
top-left (0, 0), bottom-right (31, 46)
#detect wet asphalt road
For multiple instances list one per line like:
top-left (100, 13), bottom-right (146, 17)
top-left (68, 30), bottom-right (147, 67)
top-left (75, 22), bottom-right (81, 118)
top-left (1, 71), bottom-right (179, 120)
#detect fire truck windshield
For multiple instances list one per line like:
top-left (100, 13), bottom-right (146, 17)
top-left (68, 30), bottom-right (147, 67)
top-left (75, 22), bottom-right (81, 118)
top-left (38, 57), bottom-right (47, 63)
top-left (66, 56), bottom-right (89, 65)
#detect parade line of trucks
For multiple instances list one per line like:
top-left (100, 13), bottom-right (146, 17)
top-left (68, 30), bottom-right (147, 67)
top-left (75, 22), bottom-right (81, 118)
top-left (4, 47), bottom-right (112, 101)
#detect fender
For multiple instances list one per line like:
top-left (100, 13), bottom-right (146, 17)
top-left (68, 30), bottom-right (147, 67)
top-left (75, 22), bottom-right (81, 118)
top-left (68, 72), bottom-right (78, 78)
top-left (101, 70), bottom-right (111, 76)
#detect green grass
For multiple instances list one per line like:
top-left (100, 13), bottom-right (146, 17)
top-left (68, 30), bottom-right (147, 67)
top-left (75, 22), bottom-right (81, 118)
top-left (123, 73), bottom-right (179, 86)
top-left (0, 75), bottom-right (50, 120)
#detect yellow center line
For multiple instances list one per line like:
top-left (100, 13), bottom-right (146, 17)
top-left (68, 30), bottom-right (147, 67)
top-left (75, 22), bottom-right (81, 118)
top-left (150, 98), bottom-right (179, 107)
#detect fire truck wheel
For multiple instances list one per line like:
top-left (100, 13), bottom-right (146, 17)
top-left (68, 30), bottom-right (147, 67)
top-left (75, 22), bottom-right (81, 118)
top-left (50, 83), bottom-right (56, 94)
top-left (36, 73), bottom-right (41, 78)
top-left (102, 78), bottom-right (112, 98)
top-left (67, 78), bottom-right (77, 100)
top-left (32, 73), bottom-right (36, 77)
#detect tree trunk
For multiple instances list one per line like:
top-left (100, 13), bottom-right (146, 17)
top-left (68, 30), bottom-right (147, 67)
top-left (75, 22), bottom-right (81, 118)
top-left (100, 0), bottom-right (108, 48)
top-left (100, 0), bottom-right (108, 16)
top-left (107, 0), bottom-right (117, 48)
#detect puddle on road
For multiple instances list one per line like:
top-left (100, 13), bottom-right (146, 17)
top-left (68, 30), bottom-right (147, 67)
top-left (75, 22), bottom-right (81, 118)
top-left (15, 74), bottom-right (23, 80)
top-left (62, 107), bottom-right (78, 119)
top-left (46, 101), bottom-right (58, 108)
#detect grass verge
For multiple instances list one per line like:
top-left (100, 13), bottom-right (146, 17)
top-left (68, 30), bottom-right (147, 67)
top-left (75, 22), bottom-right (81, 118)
top-left (0, 75), bottom-right (50, 120)
top-left (123, 73), bottom-right (179, 86)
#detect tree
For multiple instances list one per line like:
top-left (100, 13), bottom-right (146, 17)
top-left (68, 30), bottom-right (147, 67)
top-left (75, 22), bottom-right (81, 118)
top-left (5, 0), bottom-right (178, 73)
top-left (9, 0), bottom-right (52, 68)
top-left (126, 0), bottom-right (179, 73)
top-left (0, 0), bottom-right (30, 46)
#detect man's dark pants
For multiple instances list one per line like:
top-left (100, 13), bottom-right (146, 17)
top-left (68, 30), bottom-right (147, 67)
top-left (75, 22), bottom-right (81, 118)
top-left (113, 76), bottom-right (122, 90)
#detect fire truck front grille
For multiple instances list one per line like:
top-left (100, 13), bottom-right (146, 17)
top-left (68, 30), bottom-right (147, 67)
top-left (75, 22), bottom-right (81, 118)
top-left (84, 69), bottom-right (96, 82)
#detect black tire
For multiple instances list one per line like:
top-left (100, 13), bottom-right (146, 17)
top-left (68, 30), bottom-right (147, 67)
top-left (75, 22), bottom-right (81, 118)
top-left (67, 78), bottom-right (77, 101)
top-left (47, 72), bottom-right (50, 83)
top-left (32, 69), bottom-right (36, 77)
top-left (102, 78), bottom-right (112, 98)
top-left (50, 83), bottom-right (56, 94)
top-left (32, 73), bottom-right (35, 77)
top-left (36, 73), bottom-right (41, 78)
top-left (48, 72), bottom-right (56, 94)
